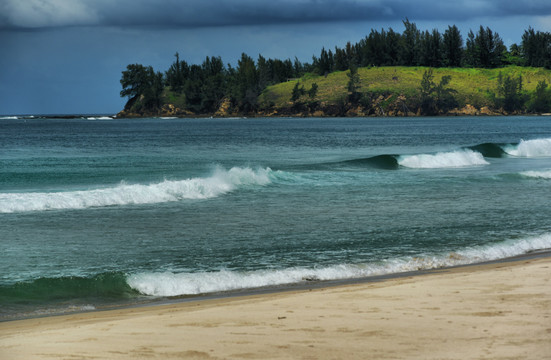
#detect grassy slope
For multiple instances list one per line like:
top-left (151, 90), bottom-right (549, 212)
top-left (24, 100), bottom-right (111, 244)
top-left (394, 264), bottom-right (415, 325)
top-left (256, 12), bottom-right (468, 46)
top-left (259, 66), bottom-right (551, 109)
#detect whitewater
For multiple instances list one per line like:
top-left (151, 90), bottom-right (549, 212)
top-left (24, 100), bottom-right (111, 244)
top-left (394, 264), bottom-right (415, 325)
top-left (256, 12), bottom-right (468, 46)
top-left (0, 167), bottom-right (275, 213)
top-left (2, 116), bottom-right (551, 320)
top-left (127, 232), bottom-right (551, 297)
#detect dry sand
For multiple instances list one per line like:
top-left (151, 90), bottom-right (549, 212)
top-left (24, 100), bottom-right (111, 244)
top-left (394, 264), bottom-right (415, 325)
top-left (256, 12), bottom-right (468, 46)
top-left (1, 257), bottom-right (550, 359)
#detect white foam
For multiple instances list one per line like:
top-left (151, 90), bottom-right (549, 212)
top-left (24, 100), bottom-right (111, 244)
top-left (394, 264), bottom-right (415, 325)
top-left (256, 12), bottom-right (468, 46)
top-left (127, 233), bottom-right (551, 297)
top-left (0, 116), bottom-right (18, 120)
top-left (0, 167), bottom-right (275, 213)
top-left (520, 170), bottom-right (551, 179)
top-left (86, 116), bottom-right (112, 120)
top-left (398, 149), bottom-right (489, 169)
top-left (504, 138), bottom-right (551, 157)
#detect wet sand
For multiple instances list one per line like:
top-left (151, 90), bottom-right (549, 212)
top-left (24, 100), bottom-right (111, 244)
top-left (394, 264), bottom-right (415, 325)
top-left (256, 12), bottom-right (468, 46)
top-left (1, 256), bottom-right (550, 359)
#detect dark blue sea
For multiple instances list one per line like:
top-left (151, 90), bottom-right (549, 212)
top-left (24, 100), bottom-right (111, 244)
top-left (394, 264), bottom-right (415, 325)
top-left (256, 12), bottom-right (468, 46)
top-left (1, 115), bottom-right (551, 320)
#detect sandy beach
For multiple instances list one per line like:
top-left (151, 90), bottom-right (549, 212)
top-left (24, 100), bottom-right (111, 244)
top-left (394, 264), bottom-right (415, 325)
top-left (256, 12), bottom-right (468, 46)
top-left (1, 256), bottom-right (550, 360)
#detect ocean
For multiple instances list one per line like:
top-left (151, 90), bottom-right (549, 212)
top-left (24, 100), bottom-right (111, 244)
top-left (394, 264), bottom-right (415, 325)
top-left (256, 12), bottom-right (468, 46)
top-left (1, 115), bottom-right (551, 320)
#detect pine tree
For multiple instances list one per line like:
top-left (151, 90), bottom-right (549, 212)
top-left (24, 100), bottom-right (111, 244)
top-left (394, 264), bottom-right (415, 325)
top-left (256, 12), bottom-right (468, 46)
top-left (443, 25), bottom-right (463, 67)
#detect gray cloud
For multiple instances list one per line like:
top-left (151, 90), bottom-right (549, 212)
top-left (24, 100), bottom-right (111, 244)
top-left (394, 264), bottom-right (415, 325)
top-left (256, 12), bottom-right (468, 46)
top-left (2, 0), bottom-right (551, 29)
top-left (0, 0), bottom-right (99, 28)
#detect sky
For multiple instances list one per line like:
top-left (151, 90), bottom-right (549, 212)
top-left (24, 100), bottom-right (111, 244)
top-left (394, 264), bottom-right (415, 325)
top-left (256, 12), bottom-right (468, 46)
top-left (1, 0), bottom-right (551, 115)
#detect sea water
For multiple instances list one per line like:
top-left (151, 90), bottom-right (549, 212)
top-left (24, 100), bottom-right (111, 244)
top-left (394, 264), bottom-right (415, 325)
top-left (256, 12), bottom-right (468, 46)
top-left (1, 116), bottom-right (551, 320)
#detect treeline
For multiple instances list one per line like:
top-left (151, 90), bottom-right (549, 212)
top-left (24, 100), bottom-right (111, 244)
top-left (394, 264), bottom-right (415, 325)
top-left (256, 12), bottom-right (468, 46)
top-left (311, 21), bottom-right (550, 73)
top-left (120, 20), bottom-right (551, 115)
top-left (121, 52), bottom-right (307, 115)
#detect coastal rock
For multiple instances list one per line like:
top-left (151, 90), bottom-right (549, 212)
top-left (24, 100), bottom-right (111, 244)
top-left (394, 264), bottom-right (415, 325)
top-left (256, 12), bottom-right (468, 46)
top-left (448, 104), bottom-right (479, 116)
top-left (214, 97), bottom-right (234, 117)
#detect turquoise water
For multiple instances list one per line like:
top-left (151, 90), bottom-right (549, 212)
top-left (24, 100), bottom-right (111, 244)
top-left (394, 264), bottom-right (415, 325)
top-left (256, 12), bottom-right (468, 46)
top-left (1, 116), bottom-right (551, 320)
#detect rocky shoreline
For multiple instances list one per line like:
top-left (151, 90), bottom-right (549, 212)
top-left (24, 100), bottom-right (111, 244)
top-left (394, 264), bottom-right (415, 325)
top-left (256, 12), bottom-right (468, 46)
top-left (115, 97), bottom-right (524, 119)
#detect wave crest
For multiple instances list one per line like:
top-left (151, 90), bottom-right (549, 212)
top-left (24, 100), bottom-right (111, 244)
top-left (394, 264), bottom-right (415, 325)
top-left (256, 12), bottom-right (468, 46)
top-left (0, 166), bottom-right (275, 213)
top-left (398, 149), bottom-right (489, 169)
top-left (504, 138), bottom-right (551, 157)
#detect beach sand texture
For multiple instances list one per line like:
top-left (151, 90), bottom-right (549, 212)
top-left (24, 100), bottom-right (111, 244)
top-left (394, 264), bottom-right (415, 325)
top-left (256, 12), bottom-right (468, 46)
top-left (1, 257), bottom-right (550, 360)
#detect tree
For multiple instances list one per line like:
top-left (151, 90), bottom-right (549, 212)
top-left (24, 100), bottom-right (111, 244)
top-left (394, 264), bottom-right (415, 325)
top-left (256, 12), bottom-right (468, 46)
top-left (120, 64), bottom-right (164, 112)
top-left (293, 57), bottom-right (305, 78)
top-left (334, 47), bottom-right (349, 71)
top-left (347, 65), bottom-right (361, 103)
top-left (496, 72), bottom-right (525, 112)
top-left (419, 29), bottom-right (443, 67)
top-left (291, 82), bottom-right (306, 102)
top-left (233, 53), bottom-right (259, 112)
top-left (465, 26), bottom-right (506, 67)
top-left (308, 83), bottom-right (319, 99)
top-left (183, 64), bottom-right (204, 112)
top-left (503, 44), bottom-right (524, 66)
top-left (165, 52), bottom-right (189, 93)
top-left (400, 19), bottom-right (420, 66)
top-left (313, 47), bottom-right (333, 75)
top-left (120, 64), bottom-right (151, 99)
top-left (433, 75), bottom-right (458, 112)
top-left (418, 69), bottom-right (457, 115)
top-left (527, 80), bottom-right (551, 113)
top-left (419, 69), bottom-right (437, 114)
top-left (443, 25), bottom-right (463, 67)
top-left (522, 28), bottom-right (551, 68)
top-left (200, 56), bottom-right (226, 112)
top-left (464, 30), bottom-right (477, 67)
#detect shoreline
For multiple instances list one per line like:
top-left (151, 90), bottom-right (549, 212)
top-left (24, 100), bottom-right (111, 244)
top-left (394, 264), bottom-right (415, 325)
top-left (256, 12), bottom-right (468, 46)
top-left (3, 113), bottom-right (551, 120)
top-left (2, 253), bottom-right (550, 359)
top-left (3, 249), bottom-right (550, 324)
top-left (2, 249), bottom-right (551, 324)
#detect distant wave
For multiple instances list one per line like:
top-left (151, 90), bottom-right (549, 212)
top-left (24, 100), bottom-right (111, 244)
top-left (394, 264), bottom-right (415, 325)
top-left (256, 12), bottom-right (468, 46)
top-left (503, 138), bottom-right (551, 157)
top-left (127, 232), bottom-right (551, 297)
top-left (519, 170), bottom-right (551, 179)
top-left (398, 149), bottom-right (489, 169)
top-left (333, 138), bottom-right (551, 171)
top-left (86, 116), bottom-right (113, 120)
top-left (0, 167), bottom-right (277, 213)
top-left (0, 116), bottom-right (18, 120)
top-left (331, 149), bottom-right (488, 170)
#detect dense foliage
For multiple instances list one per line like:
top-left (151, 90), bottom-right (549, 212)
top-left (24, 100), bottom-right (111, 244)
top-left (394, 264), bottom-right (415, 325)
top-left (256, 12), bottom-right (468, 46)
top-left (120, 21), bottom-right (551, 115)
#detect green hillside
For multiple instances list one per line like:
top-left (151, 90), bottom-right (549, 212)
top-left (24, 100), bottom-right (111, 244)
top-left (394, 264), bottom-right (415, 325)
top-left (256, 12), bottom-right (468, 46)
top-left (258, 66), bottom-right (551, 114)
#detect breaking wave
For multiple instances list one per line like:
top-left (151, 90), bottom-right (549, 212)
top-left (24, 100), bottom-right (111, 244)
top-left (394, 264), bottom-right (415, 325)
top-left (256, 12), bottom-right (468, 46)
top-left (337, 138), bottom-right (551, 170)
top-left (0, 272), bottom-right (136, 304)
top-left (127, 233), bottom-right (551, 297)
top-left (398, 149), bottom-right (489, 169)
top-left (2, 233), bottom-right (549, 317)
top-left (342, 155), bottom-right (400, 170)
top-left (467, 143), bottom-right (506, 158)
top-left (504, 138), bottom-right (551, 157)
top-left (0, 167), bottom-right (276, 213)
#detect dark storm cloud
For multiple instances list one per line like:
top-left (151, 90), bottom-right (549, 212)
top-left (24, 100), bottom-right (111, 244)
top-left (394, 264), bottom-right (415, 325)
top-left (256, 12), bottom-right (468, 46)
top-left (2, 0), bottom-right (551, 30)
